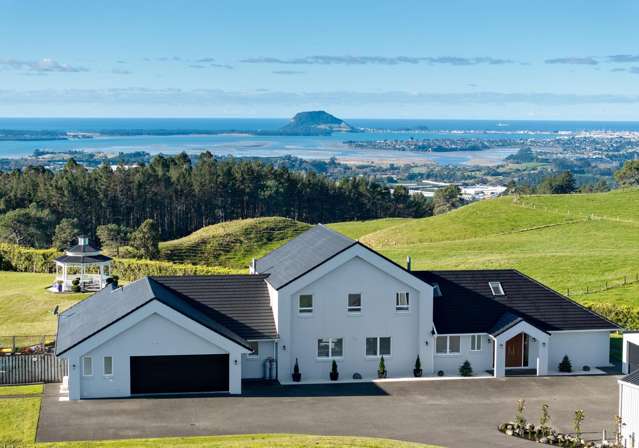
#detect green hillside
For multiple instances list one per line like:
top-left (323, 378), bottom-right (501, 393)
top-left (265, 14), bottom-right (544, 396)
top-left (345, 189), bottom-right (639, 309)
top-left (159, 217), bottom-right (311, 269)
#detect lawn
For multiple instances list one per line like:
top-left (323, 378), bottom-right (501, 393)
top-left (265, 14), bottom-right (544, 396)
top-left (0, 384), bottom-right (43, 396)
top-left (0, 396), bottom-right (436, 448)
top-left (0, 272), bottom-right (88, 336)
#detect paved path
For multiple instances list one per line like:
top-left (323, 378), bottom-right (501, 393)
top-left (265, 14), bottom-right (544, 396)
top-left (37, 375), bottom-right (620, 448)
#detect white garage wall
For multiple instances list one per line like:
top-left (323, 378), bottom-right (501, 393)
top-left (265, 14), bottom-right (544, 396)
top-left (549, 331), bottom-right (611, 371)
top-left (621, 382), bottom-right (639, 445)
top-left (78, 312), bottom-right (229, 398)
top-left (242, 340), bottom-right (276, 379)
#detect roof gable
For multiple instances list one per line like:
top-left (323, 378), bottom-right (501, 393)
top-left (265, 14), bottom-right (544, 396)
top-left (56, 276), bottom-right (254, 355)
top-left (413, 269), bottom-right (618, 334)
top-left (254, 224), bottom-right (356, 289)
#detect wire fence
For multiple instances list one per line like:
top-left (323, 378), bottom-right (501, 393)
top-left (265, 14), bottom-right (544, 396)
top-left (0, 335), bottom-right (56, 355)
top-left (566, 273), bottom-right (639, 298)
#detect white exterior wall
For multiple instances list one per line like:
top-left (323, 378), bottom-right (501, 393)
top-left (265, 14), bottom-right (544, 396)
top-left (61, 300), bottom-right (248, 399)
top-left (277, 254), bottom-right (433, 382)
top-left (548, 331), bottom-right (611, 371)
top-left (622, 333), bottom-right (639, 374)
top-left (241, 340), bottom-right (277, 379)
top-left (620, 381), bottom-right (639, 446)
top-left (433, 334), bottom-right (493, 374)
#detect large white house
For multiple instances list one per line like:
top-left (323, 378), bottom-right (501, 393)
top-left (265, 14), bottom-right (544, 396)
top-left (56, 225), bottom-right (618, 399)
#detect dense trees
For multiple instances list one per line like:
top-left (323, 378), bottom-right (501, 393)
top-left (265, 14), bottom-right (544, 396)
top-left (615, 160), bottom-right (639, 187)
top-left (0, 152), bottom-right (431, 247)
top-left (130, 219), bottom-right (160, 259)
top-left (433, 185), bottom-right (463, 215)
top-left (52, 218), bottom-right (81, 250)
top-left (536, 171), bottom-right (576, 195)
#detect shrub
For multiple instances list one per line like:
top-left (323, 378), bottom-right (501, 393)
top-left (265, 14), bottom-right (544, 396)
top-left (330, 360), bottom-right (339, 381)
top-left (587, 302), bottom-right (638, 329)
top-left (0, 243), bottom-right (59, 272)
top-left (437, 370), bottom-right (444, 377)
top-left (459, 360), bottom-right (473, 377)
top-left (414, 355), bottom-right (421, 371)
top-left (71, 277), bottom-right (81, 293)
top-left (559, 355), bottom-right (572, 373)
top-left (582, 365), bottom-right (590, 372)
top-left (515, 399), bottom-right (526, 427)
top-left (292, 358), bottom-right (301, 382)
top-left (539, 403), bottom-right (551, 435)
top-left (378, 355), bottom-right (387, 377)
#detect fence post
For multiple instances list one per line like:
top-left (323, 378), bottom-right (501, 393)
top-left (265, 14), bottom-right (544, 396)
top-left (11, 336), bottom-right (15, 353)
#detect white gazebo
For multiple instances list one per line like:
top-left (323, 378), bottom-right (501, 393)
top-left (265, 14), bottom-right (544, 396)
top-left (54, 236), bottom-right (113, 292)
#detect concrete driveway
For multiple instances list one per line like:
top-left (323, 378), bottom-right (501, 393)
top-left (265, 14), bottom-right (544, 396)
top-left (37, 375), bottom-right (620, 448)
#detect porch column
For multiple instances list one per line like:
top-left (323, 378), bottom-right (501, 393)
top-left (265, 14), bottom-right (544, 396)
top-left (536, 339), bottom-right (549, 376)
top-left (63, 265), bottom-right (68, 290)
top-left (494, 337), bottom-right (506, 378)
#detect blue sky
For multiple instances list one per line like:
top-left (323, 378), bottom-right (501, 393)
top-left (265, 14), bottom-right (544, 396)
top-left (1, 0), bottom-right (639, 119)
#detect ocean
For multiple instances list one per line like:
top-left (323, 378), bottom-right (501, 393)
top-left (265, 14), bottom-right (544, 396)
top-left (1, 118), bottom-right (638, 165)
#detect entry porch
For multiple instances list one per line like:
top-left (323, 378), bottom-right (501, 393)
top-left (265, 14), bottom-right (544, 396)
top-left (490, 320), bottom-right (550, 377)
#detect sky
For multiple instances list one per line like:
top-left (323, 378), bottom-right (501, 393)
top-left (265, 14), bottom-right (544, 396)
top-left (1, 0), bottom-right (639, 119)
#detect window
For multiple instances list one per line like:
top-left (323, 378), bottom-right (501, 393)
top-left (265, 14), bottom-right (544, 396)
top-left (82, 356), bottom-right (93, 376)
top-left (317, 338), bottom-right (343, 358)
top-left (347, 293), bottom-right (362, 313)
top-left (103, 356), bottom-right (113, 376)
top-left (470, 335), bottom-right (482, 351)
top-left (489, 281), bottom-right (505, 296)
top-left (366, 337), bottom-right (391, 357)
top-left (247, 341), bottom-right (259, 358)
top-left (435, 336), bottom-right (461, 354)
top-left (395, 292), bottom-right (410, 311)
top-left (432, 283), bottom-right (442, 298)
top-left (299, 294), bottom-right (313, 313)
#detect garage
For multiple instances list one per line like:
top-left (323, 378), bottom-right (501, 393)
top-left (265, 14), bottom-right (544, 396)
top-left (628, 342), bottom-right (639, 374)
top-left (130, 354), bottom-right (229, 395)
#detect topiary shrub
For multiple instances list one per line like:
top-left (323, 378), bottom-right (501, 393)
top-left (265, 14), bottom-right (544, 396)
top-left (292, 358), bottom-right (301, 382)
top-left (329, 360), bottom-right (339, 381)
top-left (378, 356), bottom-right (387, 378)
top-left (437, 370), bottom-right (445, 377)
top-left (582, 365), bottom-right (590, 372)
top-left (413, 355), bottom-right (422, 377)
top-left (558, 355), bottom-right (572, 373)
top-left (71, 277), bottom-right (81, 293)
top-left (459, 360), bottom-right (473, 377)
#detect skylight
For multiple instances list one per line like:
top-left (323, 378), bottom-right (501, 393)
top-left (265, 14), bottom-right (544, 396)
top-left (432, 282), bottom-right (442, 298)
top-left (489, 281), bottom-right (505, 296)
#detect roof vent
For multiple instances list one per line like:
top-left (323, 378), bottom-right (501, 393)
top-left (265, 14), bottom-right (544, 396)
top-left (406, 256), bottom-right (412, 271)
top-left (489, 281), bottom-right (505, 296)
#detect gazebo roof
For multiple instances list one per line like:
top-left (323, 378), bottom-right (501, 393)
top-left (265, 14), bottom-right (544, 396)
top-left (55, 254), bottom-right (113, 264)
top-left (66, 243), bottom-right (100, 254)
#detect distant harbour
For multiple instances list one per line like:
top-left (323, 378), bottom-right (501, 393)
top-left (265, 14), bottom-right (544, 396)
top-left (0, 118), bottom-right (638, 166)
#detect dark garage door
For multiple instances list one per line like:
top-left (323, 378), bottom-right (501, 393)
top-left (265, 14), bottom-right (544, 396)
top-left (629, 343), bottom-right (639, 373)
top-left (130, 354), bottom-right (229, 395)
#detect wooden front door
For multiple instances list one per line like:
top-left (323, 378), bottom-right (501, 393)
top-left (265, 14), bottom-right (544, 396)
top-left (505, 333), bottom-right (524, 368)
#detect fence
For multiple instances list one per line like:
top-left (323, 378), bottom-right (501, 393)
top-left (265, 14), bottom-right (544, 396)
top-left (0, 335), bottom-right (56, 355)
top-left (0, 353), bottom-right (67, 385)
top-left (566, 273), bottom-right (639, 298)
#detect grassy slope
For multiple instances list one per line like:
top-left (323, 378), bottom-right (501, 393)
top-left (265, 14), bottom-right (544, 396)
top-left (356, 189), bottom-right (639, 308)
top-left (328, 218), bottom-right (414, 240)
top-left (0, 272), bottom-right (88, 336)
top-left (0, 396), bottom-right (436, 447)
top-left (160, 217), bottom-right (311, 269)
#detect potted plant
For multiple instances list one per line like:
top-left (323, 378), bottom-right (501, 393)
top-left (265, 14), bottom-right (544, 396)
top-left (56, 280), bottom-right (63, 293)
top-left (558, 355), bottom-right (572, 373)
top-left (71, 278), bottom-right (81, 293)
top-left (413, 355), bottom-right (422, 377)
top-left (292, 358), bottom-right (301, 382)
top-left (378, 356), bottom-right (387, 378)
top-left (459, 360), bottom-right (473, 377)
top-left (329, 360), bottom-right (339, 381)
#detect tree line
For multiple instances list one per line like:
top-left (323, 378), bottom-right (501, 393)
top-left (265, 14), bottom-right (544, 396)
top-left (0, 152), bottom-right (432, 248)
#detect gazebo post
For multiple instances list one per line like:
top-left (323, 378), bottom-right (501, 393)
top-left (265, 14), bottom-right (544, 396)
top-left (99, 263), bottom-right (104, 288)
top-left (63, 264), bottom-right (68, 290)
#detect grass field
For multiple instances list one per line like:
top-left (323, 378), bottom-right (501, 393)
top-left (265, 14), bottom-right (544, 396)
top-left (328, 188), bottom-right (639, 309)
top-left (0, 396), bottom-right (435, 448)
top-left (160, 217), bottom-right (310, 269)
top-left (0, 384), bottom-right (43, 396)
top-left (0, 272), bottom-right (88, 336)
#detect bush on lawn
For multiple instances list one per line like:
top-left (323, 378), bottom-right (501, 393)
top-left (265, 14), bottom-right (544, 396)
top-left (559, 355), bottom-right (572, 373)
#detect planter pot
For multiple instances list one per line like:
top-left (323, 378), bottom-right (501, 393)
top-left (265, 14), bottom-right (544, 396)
top-left (292, 372), bottom-right (301, 382)
top-left (329, 372), bottom-right (339, 381)
top-left (377, 371), bottom-right (387, 379)
top-left (413, 368), bottom-right (423, 377)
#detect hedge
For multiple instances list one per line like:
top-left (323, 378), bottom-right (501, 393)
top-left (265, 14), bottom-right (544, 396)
top-left (0, 242), bottom-right (240, 281)
top-left (587, 302), bottom-right (639, 330)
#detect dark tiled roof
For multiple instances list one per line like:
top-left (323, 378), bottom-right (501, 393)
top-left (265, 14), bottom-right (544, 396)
top-left (67, 243), bottom-right (100, 254)
top-left (152, 275), bottom-right (277, 340)
top-left (56, 277), bottom-right (254, 355)
top-left (55, 254), bottom-right (112, 264)
top-left (412, 270), bottom-right (619, 334)
top-left (621, 370), bottom-right (639, 386)
top-left (489, 312), bottom-right (526, 336)
top-left (254, 224), bottom-right (356, 289)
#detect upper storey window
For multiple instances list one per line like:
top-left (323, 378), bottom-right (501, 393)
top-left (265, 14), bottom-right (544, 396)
top-left (299, 294), bottom-right (313, 313)
top-left (395, 292), bottom-right (410, 311)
